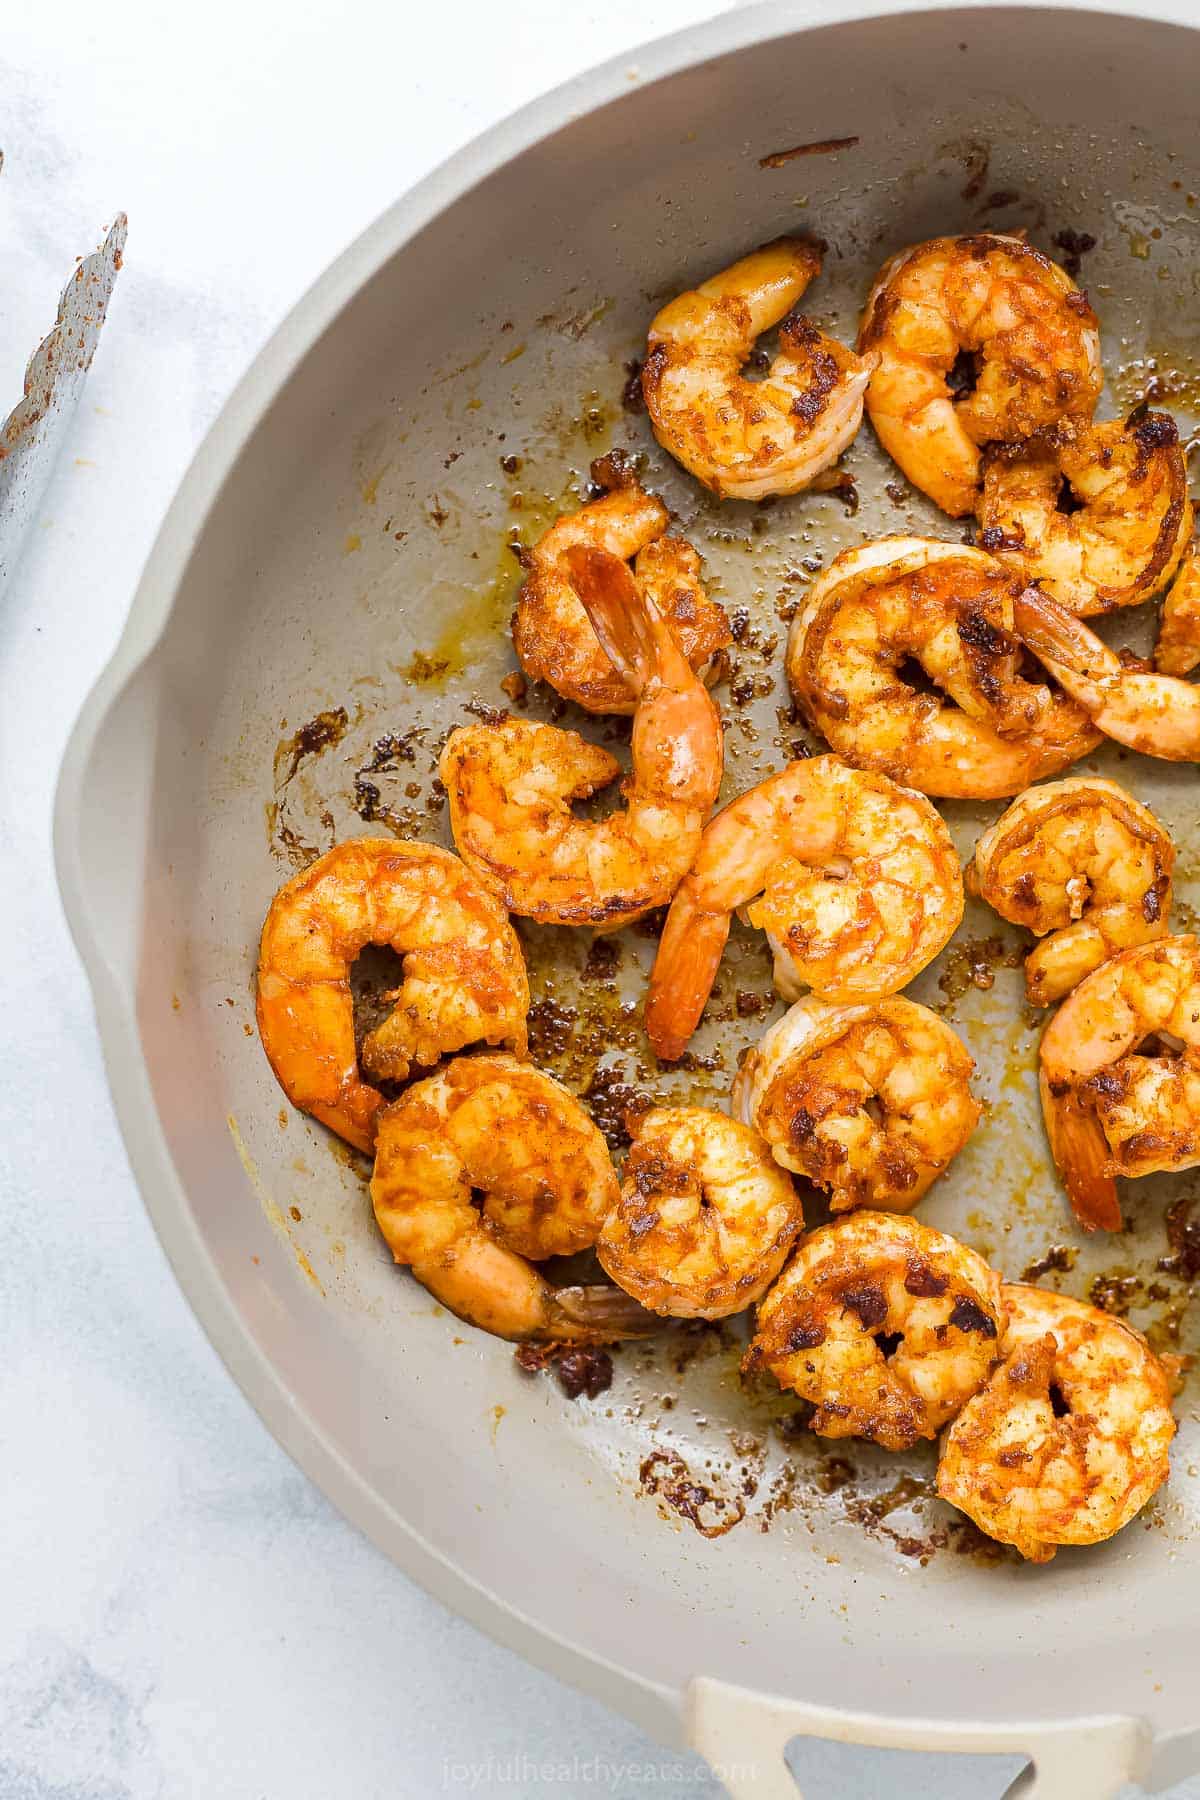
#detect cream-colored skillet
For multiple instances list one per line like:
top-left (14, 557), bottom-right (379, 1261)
top-left (55, 2), bottom-right (1200, 1792)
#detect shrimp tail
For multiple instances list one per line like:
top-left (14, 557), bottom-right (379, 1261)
top-left (547, 1283), bottom-right (663, 1341)
top-left (1017, 583), bottom-right (1200, 760)
top-left (1038, 1069), bottom-right (1122, 1231)
top-left (646, 881), bottom-right (732, 1061)
top-left (564, 543), bottom-right (670, 691)
top-left (311, 1091), bottom-right (382, 1157)
top-left (1012, 586), bottom-right (1112, 694)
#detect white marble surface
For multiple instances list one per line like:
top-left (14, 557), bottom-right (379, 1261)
top-left (2, 3), bottom-right (1198, 1797)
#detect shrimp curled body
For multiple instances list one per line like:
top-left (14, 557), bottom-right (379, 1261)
top-left (1039, 935), bottom-right (1200, 1231)
top-left (443, 547), bottom-right (723, 928)
top-left (1156, 541), bottom-right (1200, 678)
top-left (512, 465), bottom-right (730, 714)
top-left (645, 754), bottom-right (962, 1063)
top-left (745, 1213), bottom-right (1003, 1450)
top-left (1014, 585), bottom-right (1200, 762)
top-left (256, 838), bottom-right (529, 1153)
top-left (597, 1106), bottom-right (804, 1319)
top-left (370, 1054), bottom-right (656, 1342)
top-left (937, 1284), bottom-right (1176, 1562)
top-left (979, 412), bottom-right (1192, 616)
top-left (969, 776), bottom-right (1174, 1006)
top-left (642, 237), bottom-right (875, 500)
top-left (733, 997), bottom-right (980, 1215)
top-left (859, 233), bottom-right (1101, 515)
top-left (786, 537), bottom-right (1101, 799)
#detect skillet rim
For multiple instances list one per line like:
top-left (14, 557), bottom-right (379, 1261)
top-left (52, 0), bottom-right (1200, 1759)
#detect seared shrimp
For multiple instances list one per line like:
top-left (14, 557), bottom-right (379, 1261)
top-left (1156, 541), bottom-right (1200, 677)
top-left (644, 754), bottom-right (961, 1062)
top-left (256, 838), bottom-right (529, 1153)
top-left (642, 237), bottom-right (875, 500)
top-left (443, 546), bottom-right (723, 928)
top-left (733, 997), bottom-right (980, 1215)
top-left (969, 777), bottom-right (1174, 1005)
top-left (979, 412), bottom-right (1192, 616)
top-left (859, 233), bottom-right (1101, 515)
top-left (938, 1285), bottom-right (1175, 1562)
top-left (786, 537), bottom-right (1101, 799)
top-left (1039, 934), bottom-right (1200, 1231)
top-left (370, 1054), bottom-right (656, 1342)
top-left (1014, 585), bottom-right (1200, 762)
top-left (744, 1213), bottom-right (1002, 1450)
top-left (512, 463), bottom-right (730, 714)
top-left (597, 1106), bottom-right (804, 1319)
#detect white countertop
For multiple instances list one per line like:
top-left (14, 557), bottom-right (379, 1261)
top-left (2, 3), bottom-right (1197, 1797)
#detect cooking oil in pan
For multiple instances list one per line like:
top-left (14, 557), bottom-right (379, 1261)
top-left (249, 121), bottom-right (1199, 1572)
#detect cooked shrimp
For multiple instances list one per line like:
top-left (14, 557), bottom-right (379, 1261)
top-left (1014, 585), bottom-right (1200, 761)
top-left (644, 754), bottom-right (962, 1061)
top-left (969, 777), bottom-right (1174, 1005)
top-left (511, 461), bottom-right (730, 714)
top-left (443, 546), bottom-right (723, 928)
top-left (597, 1106), bottom-right (803, 1319)
top-left (1039, 934), bottom-right (1200, 1231)
top-left (256, 839), bottom-right (529, 1153)
top-left (370, 1054), bottom-right (657, 1342)
top-left (733, 997), bottom-right (980, 1214)
top-left (1156, 540), bottom-right (1200, 677)
top-left (979, 411), bottom-right (1192, 615)
top-left (744, 1213), bottom-right (1002, 1450)
top-left (786, 537), bottom-right (1101, 799)
top-left (937, 1284), bottom-right (1176, 1562)
top-left (642, 237), bottom-right (875, 500)
top-left (859, 233), bottom-right (1101, 515)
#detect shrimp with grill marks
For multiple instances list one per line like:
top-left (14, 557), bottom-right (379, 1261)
top-left (859, 232), bottom-right (1101, 515)
top-left (642, 237), bottom-right (875, 500)
top-left (645, 754), bottom-right (962, 1063)
top-left (938, 1284), bottom-right (1176, 1562)
top-left (442, 545), bottom-right (723, 928)
top-left (370, 1054), bottom-right (657, 1342)
top-left (1039, 934), bottom-right (1200, 1231)
top-left (786, 536), bottom-right (1101, 799)
top-left (512, 461), bottom-right (730, 714)
top-left (256, 838), bottom-right (529, 1153)
top-left (597, 1106), bottom-right (804, 1319)
top-left (1014, 585), bottom-right (1200, 762)
top-left (978, 410), bottom-right (1192, 616)
top-left (969, 776), bottom-right (1174, 1006)
top-left (733, 996), bottom-right (980, 1215)
top-left (744, 1213), bottom-right (1003, 1451)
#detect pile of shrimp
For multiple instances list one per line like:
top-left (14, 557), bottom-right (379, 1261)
top-left (250, 224), bottom-right (1195, 1567)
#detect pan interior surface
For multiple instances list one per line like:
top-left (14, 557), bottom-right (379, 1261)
top-left (72, 4), bottom-right (1200, 1742)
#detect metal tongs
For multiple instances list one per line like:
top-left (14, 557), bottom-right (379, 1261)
top-left (0, 157), bottom-right (126, 593)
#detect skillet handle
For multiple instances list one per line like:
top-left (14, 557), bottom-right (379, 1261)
top-left (686, 1678), bottom-right (1149, 1800)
